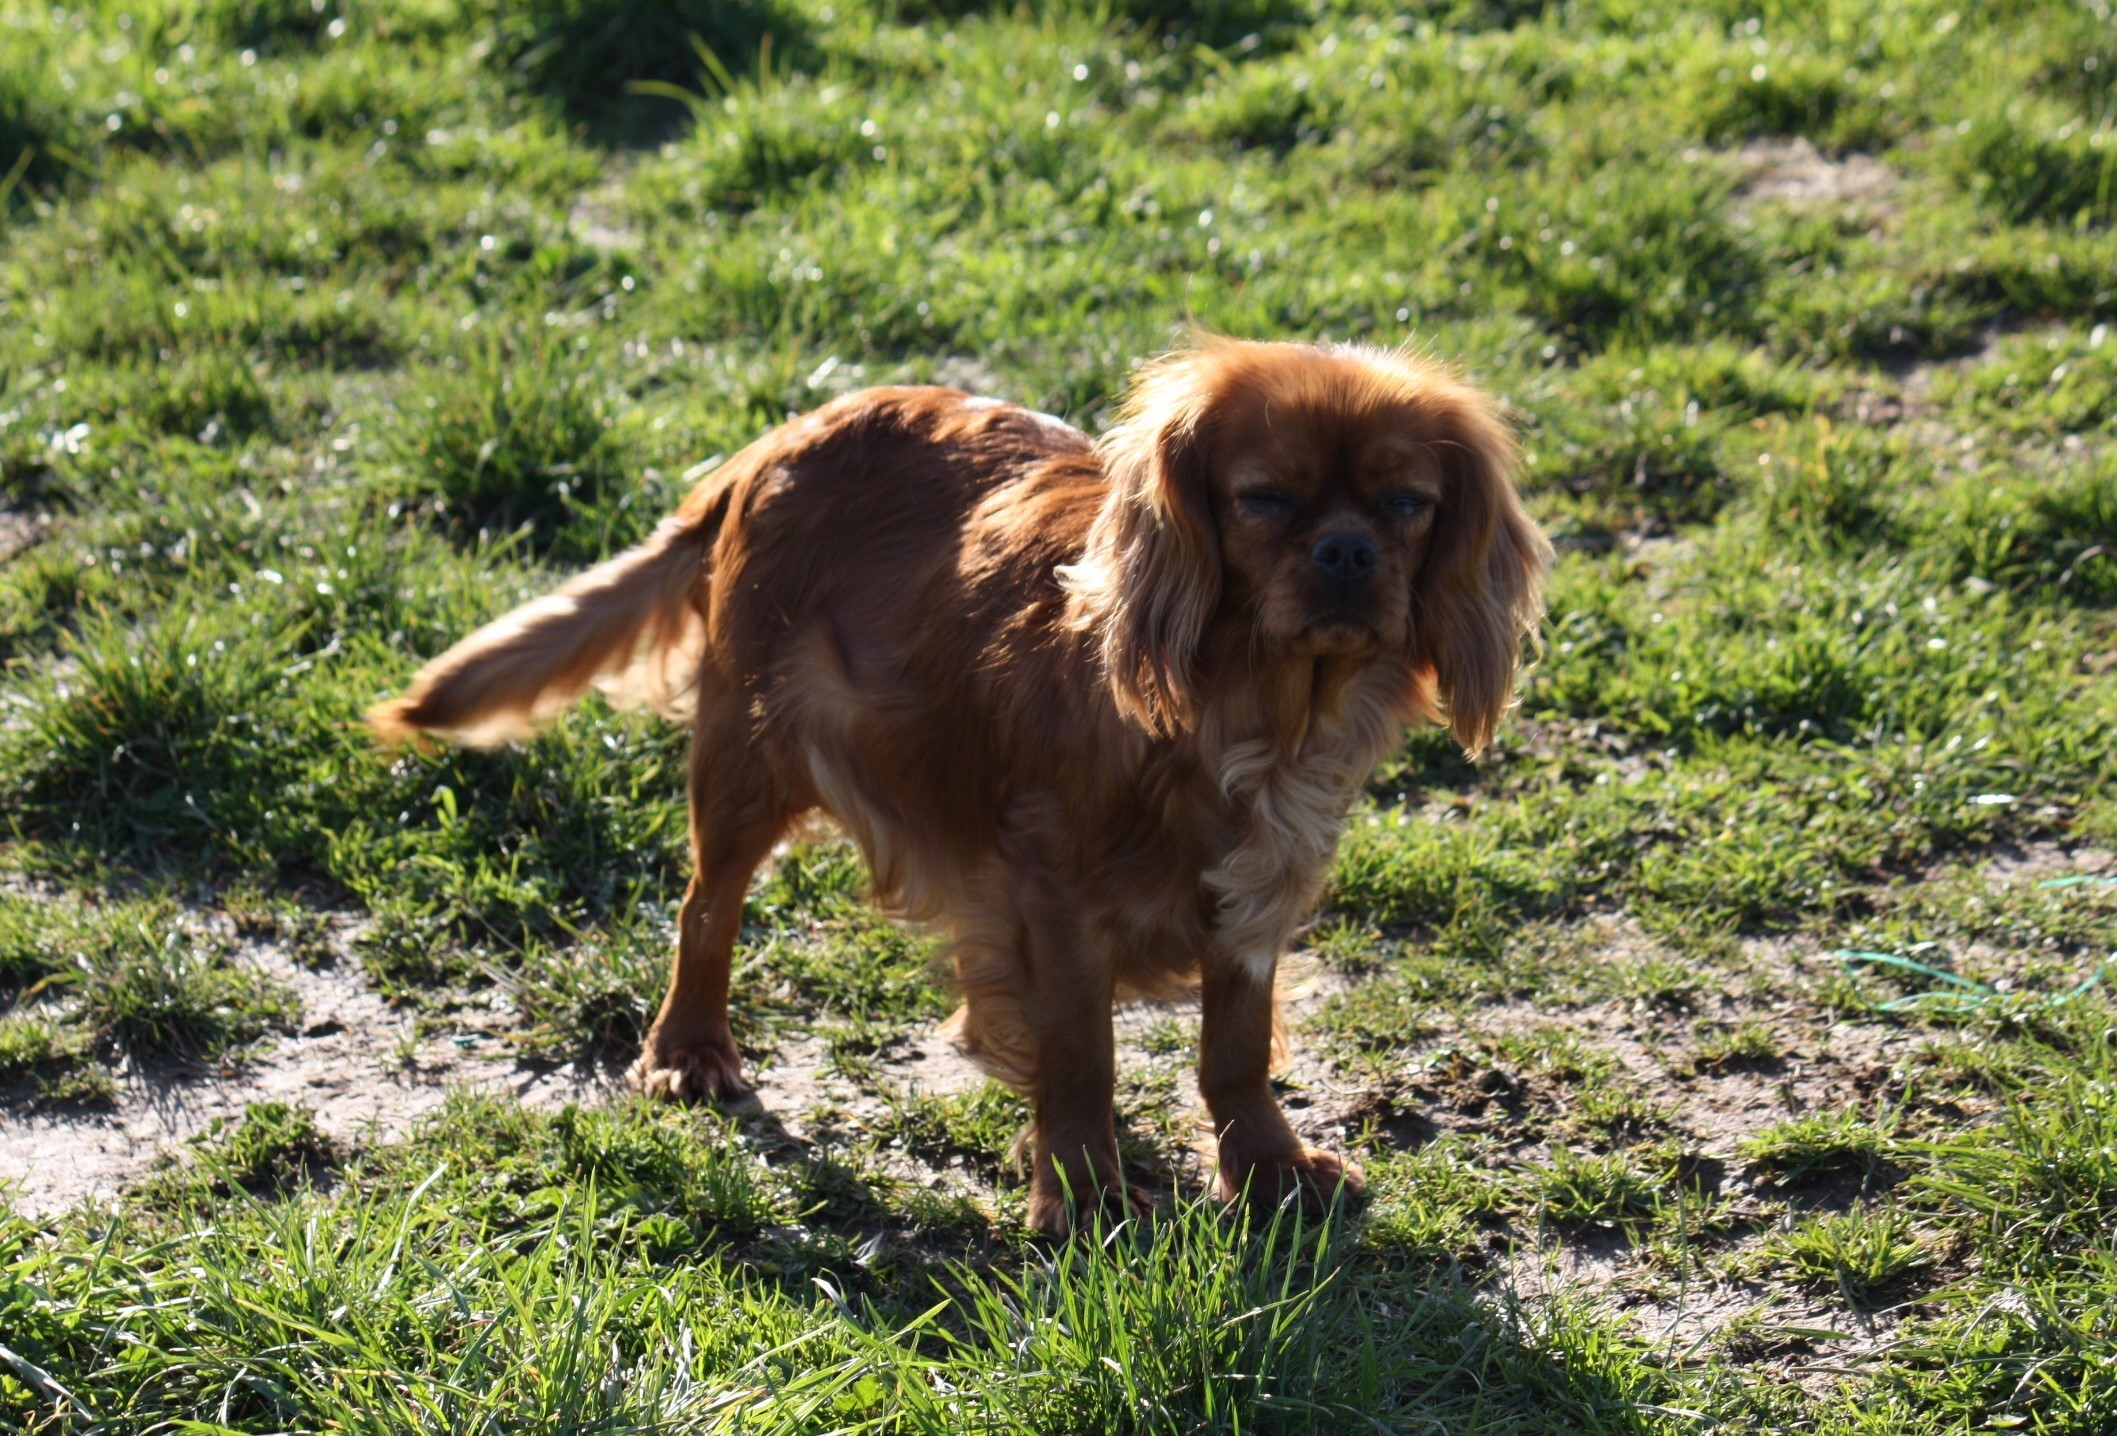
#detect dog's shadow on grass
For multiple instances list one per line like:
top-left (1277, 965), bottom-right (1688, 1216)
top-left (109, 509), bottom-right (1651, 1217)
top-left (708, 1084), bottom-right (806, 1157)
top-left (530, 1060), bottom-right (1712, 1427)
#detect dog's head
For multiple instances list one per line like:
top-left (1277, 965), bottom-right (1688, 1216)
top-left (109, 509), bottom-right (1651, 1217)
top-left (1068, 338), bottom-right (1550, 750)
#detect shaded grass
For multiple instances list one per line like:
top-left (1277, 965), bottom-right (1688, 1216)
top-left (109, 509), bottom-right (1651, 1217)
top-left (153, 1099), bottom-right (342, 1199)
top-left (490, 0), bottom-right (815, 143)
top-left (4, 603), bottom-right (308, 868)
top-left (382, 327), bottom-right (633, 557)
top-left (0, 891), bottom-right (295, 1073)
top-left (0, 1094), bottom-right (1680, 1433)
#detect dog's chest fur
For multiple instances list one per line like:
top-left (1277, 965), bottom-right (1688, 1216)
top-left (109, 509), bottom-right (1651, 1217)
top-left (1201, 673), bottom-right (1406, 980)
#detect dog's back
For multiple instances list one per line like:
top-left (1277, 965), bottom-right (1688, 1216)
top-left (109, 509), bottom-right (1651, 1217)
top-left (371, 386), bottom-right (1101, 756)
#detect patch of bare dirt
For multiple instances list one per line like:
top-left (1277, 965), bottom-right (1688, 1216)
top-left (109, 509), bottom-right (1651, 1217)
top-left (728, 960), bottom-right (1362, 1205)
top-left (1277, 921), bottom-right (1967, 1383)
top-left (4, 872), bottom-right (2039, 1291)
top-left (1962, 838), bottom-right (2115, 886)
top-left (1291, 973), bottom-right (1930, 1169)
top-left (567, 178), bottom-right (641, 253)
top-left (0, 508), bottom-right (47, 564)
top-left (1507, 1242), bottom-right (1902, 1397)
top-left (738, 1028), bottom-right (1001, 1203)
top-left (1733, 138), bottom-right (1898, 214)
top-left (3, 907), bottom-right (1375, 1219)
top-left (745, 1028), bottom-right (984, 1137)
top-left (0, 927), bottom-right (616, 1218)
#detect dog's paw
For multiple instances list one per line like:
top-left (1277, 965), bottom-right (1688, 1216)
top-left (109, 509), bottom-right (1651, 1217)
top-left (1028, 1178), bottom-right (1155, 1239)
top-left (627, 1035), bottom-right (750, 1103)
top-left (1219, 1146), bottom-right (1365, 1215)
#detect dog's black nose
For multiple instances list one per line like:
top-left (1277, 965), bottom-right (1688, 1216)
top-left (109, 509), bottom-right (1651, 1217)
top-left (1312, 532), bottom-right (1378, 583)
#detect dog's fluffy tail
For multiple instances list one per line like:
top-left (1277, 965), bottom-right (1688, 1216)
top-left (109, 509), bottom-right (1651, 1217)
top-left (368, 510), bottom-right (718, 749)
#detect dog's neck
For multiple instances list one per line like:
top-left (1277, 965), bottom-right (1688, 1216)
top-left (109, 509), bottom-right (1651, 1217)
top-left (1184, 645), bottom-right (1416, 836)
top-left (1193, 630), bottom-right (1416, 759)
top-left (1195, 650), bottom-right (1413, 976)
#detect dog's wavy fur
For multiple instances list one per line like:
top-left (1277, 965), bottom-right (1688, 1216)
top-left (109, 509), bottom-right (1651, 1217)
top-left (371, 337), bottom-right (1550, 1233)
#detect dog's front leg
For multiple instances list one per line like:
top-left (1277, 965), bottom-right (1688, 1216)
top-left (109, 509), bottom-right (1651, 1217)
top-left (1014, 886), bottom-right (1146, 1236)
top-left (1199, 956), bottom-right (1364, 1215)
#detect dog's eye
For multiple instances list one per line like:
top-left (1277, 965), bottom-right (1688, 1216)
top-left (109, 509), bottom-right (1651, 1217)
top-left (1237, 488), bottom-right (1298, 519)
top-left (1380, 491), bottom-right (1432, 520)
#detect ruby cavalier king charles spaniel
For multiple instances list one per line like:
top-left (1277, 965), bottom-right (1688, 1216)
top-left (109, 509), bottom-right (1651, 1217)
top-left (372, 337), bottom-right (1551, 1235)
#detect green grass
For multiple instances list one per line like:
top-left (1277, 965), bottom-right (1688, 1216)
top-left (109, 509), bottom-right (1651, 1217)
top-left (153, 1099), bottom-right (343, 1199)
top-left (3, 0), bottom-right (2117, 1429)
top-left (0, 1099), bottom-right (1664, 1432)
top-left (1688, 1020), bottom-right (1782, 1072)
top-left (1765, 1203), bottom-right (1931, 1309)
top-left (1740, 1108), bottom-right (1896, 1187)
top-left (1530, 1147), bottom-right (1661, 1228)
top-left (0, 889), bottom-right (295, 1077)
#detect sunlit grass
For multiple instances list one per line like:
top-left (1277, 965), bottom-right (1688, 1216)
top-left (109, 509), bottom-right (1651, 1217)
top-left (3, 0), bottom-right (2117, 1429)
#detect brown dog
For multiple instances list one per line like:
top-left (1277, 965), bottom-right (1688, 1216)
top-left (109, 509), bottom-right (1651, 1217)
top-left (370, 337), bottom-right (1550, 1234)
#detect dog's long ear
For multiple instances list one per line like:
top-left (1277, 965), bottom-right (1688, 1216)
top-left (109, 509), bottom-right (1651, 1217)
top-left (1064, 351), bottom-right (1223, 737)
top-left (1411, 393), bottom-right (1552, 756)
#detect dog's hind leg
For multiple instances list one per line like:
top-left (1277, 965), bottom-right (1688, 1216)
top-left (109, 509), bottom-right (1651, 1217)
top-left (630, 702), bottom-right (802, 1103)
